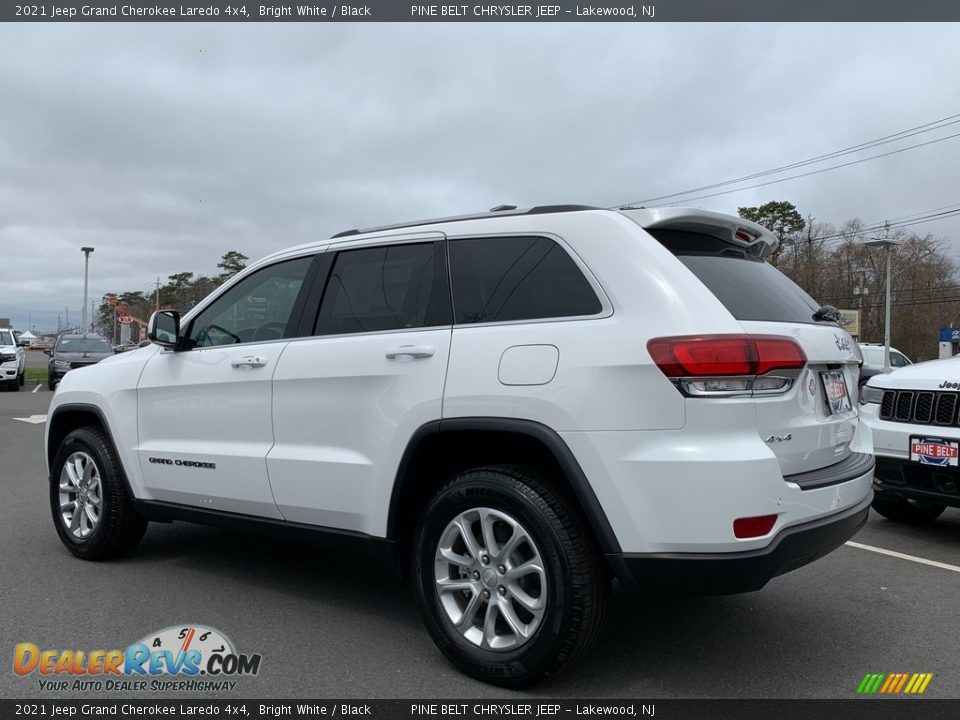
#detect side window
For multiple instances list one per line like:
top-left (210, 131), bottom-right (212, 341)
top-left (448, 236), bottom-right (602, 324)
top-left (314, 242), bottom-right (450, 336)
top-left (188, 256), bottom-right (313, 347)
top-left (891, 352), bottom-right (910, 368)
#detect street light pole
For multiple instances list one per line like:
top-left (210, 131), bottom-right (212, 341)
top-left (864, 236), bottom-right (898, 373)
top-left (884, 244), bottom-right (892, 373)
top-left (81, 247), bottom-right (95, 334)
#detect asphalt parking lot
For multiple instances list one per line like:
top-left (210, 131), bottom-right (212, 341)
top-left (2, 387), bottom-right (959, 700)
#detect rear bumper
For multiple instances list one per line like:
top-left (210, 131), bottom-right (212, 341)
top-left (561, 422), bottom-right (875, 554)
top-left (610, 493), bottom-right (872, 595)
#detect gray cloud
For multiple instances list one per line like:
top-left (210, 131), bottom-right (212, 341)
top-left (1, 22), bottom-right (959, 331)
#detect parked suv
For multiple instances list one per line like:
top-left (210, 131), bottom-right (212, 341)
top-left (46, 334), bottom-right (115, 390)
top-left (45, 205), bottom-right (873, 686)
top-left (0, 328), bottom-right (26, 390)
top-left (862, 358), bottom-right (960, 523)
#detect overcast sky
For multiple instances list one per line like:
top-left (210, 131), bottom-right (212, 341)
top-left (2, 23), bottom-right (959, 332)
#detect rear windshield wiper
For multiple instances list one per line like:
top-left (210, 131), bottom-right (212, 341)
top-left (812, 304), bottom-right (841, 323)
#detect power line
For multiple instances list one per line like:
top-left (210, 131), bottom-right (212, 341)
top-left (643, 131), bottom-right (960, 206)
top-left (613, 112), bottom-right (960, 207)
top-left (612, 114), bottom-right (960, 203)
top-left (778, 206), bottom-right (960, 247)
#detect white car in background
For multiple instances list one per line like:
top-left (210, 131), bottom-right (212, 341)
top-left (859, 343), bottom-right (912, 371)
top-left (862, 357), bottom-right (960, 523)
top-left (0, 328), bottom-right (26, 391)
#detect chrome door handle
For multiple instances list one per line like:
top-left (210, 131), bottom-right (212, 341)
top-left (231, 356), bottom-right (268, 368)
top-left (385, 345), bottom-right (435, 360)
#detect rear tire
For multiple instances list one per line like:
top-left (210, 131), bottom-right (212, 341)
top-left (414, 465), bottom-right (609, 688)
top-left (50, 427), bottom-right (148, 560)
top-left (872, 495), bottom-right (946, 524)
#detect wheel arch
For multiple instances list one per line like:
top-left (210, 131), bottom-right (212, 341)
top-left (47, 404), bottom-right (136, 499)
top-left (387, 418), bottom-right (622, 560)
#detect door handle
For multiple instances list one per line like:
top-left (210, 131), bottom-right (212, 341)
top-left (385, 345), bottom-right (435, 360)
top-left (231, 356), bottom-right (268, 368)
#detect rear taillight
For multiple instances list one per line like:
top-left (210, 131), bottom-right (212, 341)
top-left (647, 334), bottom-right (806, 397)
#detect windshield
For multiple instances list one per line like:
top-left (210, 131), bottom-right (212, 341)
top-left (56, 336), bottom-right (113, 353)
top-left (0, 330), bottom-right (13, 346)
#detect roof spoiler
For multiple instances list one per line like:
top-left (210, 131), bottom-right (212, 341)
top-left (618, 207), bottom-right (780, 260)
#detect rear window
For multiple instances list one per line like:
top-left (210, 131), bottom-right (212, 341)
top-left (649, 229), bottom-right (824, 324)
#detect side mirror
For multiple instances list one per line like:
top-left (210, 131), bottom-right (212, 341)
top-left (148, 310), bottom-right (182, 349)
top-left (18, 339), bottom-right (30, 347)
top-left (44, 349), bottom-right (52, 357)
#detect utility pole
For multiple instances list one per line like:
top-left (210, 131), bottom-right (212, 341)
top-left (155, 277), bottom-right (161, 312)
top-left (81, 247), bottom-right (95, 334)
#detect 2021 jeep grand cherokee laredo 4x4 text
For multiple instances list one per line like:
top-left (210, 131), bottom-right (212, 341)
top-left (46, 205), bottom-right (873, 686)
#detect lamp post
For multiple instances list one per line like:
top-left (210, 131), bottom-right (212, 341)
top-left (81, 247), bottom-right (95, 334)
top-left (864, 237), bottom-right (898, 373)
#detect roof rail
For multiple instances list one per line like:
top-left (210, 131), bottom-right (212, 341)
top-left (330, 204), bottom-right (601, 239)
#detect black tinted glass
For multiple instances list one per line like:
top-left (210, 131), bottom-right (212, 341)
top-left (449, 236), bottom-right (601, 324)
top-left (315, 242), bottom-right (450, 335)
top-left (650, 229), bottom-right (822, 324)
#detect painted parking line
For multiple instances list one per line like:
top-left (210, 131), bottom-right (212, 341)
top-left (11, 414), bottom-right (47, 425)
top-left (32, 384), bottom-right (41, 393)
top-left (846, 540), bottom-right (960, 574)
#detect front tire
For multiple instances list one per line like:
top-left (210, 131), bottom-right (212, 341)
top-left (872, 495), bottom-right (946, 524)
top-left (414, 466), bottom-right (609, 687)
top-left (50, 427), bottom-right (147, 560)
top-left (18, 369), bottom-right (25, 387)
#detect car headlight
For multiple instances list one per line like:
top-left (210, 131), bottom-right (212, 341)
top-left (860, 384), bottom-right (884, 405)
top-left (0, 353), bottom-right (15, 363)
top-left (54, 360), bottom-right (71, 369)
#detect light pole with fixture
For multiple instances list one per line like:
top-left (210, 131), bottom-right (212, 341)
top-left (864, 237), bottom-right (898, 373)
top-left (81, 247), bottom-right (95, 334)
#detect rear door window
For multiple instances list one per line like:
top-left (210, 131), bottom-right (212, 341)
top-left (314, 241), bottom-right (450, 335)
top-left (649, 229), bottom-right (824, 324)
top-left (448, 236), bottom-right (601, 324)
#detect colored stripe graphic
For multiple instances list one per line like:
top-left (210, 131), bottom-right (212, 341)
top-left (893, 673), bottom-right (910, 693)
top-left (857, 672), bottom-right (932, 694)
top-left (857, 674), bottom-right (884, 694)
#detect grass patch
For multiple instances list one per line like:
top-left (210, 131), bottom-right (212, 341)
top-left (25, 367), bottom-right (47, 384)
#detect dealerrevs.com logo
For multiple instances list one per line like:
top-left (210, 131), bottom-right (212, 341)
top-left (13, 625), bottom-right (262, 692)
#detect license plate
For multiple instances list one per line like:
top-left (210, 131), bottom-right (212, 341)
top-left (820, 370), bottom-right (852, 414)
top-left (910, 436), bottom-right (959, 466)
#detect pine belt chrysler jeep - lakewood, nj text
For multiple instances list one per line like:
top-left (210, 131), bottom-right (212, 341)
top-left (45, 205), bottom-right (873, 686)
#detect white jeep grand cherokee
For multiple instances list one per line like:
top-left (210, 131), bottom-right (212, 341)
top-left (862, 358), bottom-right (960, 523)
top-left (1, 328), bottom-right (27, 390)
top-left (46, 205), bottom-right (873, 686)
